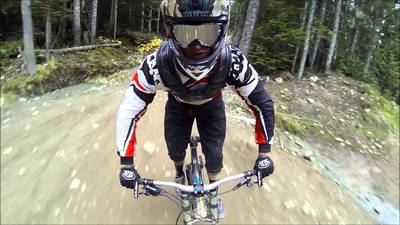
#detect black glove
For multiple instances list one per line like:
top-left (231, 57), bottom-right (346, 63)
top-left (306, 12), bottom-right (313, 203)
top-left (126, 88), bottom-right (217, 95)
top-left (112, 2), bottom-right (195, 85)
top-left (119, 165), bottom-right (140, 189)
top-left (254, 156), bottom-right (274, 180)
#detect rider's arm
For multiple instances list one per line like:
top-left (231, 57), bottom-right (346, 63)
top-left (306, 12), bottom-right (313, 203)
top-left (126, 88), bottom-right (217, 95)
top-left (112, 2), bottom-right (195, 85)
top-left (226, 46), bottom-right (275, 153)
top-left (116, 52), bottom-right (161, 165)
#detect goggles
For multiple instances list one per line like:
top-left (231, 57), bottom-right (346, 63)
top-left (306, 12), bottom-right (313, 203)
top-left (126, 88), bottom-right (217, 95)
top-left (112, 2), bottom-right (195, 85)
top-left (172, 23), bottom-right (222, 48)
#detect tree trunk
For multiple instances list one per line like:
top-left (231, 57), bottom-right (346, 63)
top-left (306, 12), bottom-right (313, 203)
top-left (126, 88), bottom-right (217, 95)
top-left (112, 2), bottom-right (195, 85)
top-left (90, 0), bottom-right (98, 44)
top-left (363, 18), bottom-right (381, 73)
top-left (232, 0), bottom-right (243, 45)
top-left (232, 0), bottom-right (248, 47)
top-left (110, 0), bottom-right (114, 25)
top-left (148, 7), bottom-right (152, 33)
top-left (140, 1), bottom-right (145, 33)
top-left (310, 0), bottom-right (327, 69)
top-left (291, 0), bottom-right (308, 73)
top-left (156, 7), bottom-right (161, 34)
top-left (325, 0), bottom-right (342, 73)
top-left (45, 9), bottom-right (52, 61)
top-left (61, 0), bottom-right (67, 40)
top-left (21, 0), bottom-right (37, 75)
top-left (297, 0), bottom-right (316, 79)
top-left (113, 0), bottom-right (118, 39)
top-left (350, 24), bottom-right (360, 54)
top-left (73, 0), bottom-right (81, 46)
top-left (129, 0), bottom-right (134, 27)
top-left (238, 0), bottom-right (260, 55)
top-left (36, 43), bottom-right (121, 54)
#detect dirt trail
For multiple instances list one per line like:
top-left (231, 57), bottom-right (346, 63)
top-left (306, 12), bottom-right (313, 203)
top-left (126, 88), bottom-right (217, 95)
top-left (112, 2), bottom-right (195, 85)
top-left (1, 83), bottom-right (376, 224)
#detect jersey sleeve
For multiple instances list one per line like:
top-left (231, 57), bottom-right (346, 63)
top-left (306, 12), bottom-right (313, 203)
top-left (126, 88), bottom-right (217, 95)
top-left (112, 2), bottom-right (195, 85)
top-left (115, 52), bottom-right (158, 164)
top-left (227, 47), bottom-right (275, 152)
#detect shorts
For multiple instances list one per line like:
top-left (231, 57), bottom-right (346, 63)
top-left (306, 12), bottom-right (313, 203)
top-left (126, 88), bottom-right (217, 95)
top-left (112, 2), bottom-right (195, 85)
top-left (164, 93), bottom-right (226, 173)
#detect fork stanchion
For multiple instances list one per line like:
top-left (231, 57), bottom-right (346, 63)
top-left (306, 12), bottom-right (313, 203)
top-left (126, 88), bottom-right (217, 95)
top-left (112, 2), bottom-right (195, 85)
top-left (209, 189), bottom-right (219, 223)
top-left (181, 192), bottom-right (192, 224)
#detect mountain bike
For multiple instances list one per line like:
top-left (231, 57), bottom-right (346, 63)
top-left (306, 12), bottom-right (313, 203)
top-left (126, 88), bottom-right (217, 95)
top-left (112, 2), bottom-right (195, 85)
top-left (134, 136), bottom-right (264, 225)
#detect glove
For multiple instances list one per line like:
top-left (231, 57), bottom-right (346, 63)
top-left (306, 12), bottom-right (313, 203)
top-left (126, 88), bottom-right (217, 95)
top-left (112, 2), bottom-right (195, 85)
top-left (119, 165), bottom-right (140, 189)
top-left (254, 156), bottom-right (274, 179)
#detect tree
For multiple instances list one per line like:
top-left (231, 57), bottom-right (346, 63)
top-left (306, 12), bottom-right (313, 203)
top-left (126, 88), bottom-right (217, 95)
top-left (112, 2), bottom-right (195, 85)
top-left (129, 0), bottom-right (135, 27)
top-left (113, 0), bottom-right (118, 39)
top-left (325, 0), bottom-right (342, 72)
top-left (110, 0), bottom-right (114, 26)
top-left (148, 5), bottom-right (153, 33)
top-left (156, 6), bottom-right (160, 34)
top-left (61, 0), bottom-right (67, 40)
top-left (297, 0), bottom-right (316, 79)
top-left (21, 0), bottom-right (37, 75)
top-left (232, 0), bottom-right (248, 47)
top-left (239, 0), bottom-right (260, 55)
top-left (140, 0), bottom-right (144, 32)
top-left (45, 6), bottom-right (52, 60)
top-left (90, 0), bottom-right (98, 43)
top-left (73, 0), bottom-right (81, 46)
top-left (363, 16), bottom-right (381, 73)
top-left (310, 0), bottom-right (327, 68)
top-left (291, 0), bottom-right (308, 73)
top-left (349, 0), bottom-right (360, 54)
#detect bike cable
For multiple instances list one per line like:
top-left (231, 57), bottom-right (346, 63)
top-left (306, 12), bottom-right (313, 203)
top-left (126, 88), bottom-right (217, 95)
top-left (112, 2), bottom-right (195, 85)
top-left (175, 210), bottom-right (183, 225)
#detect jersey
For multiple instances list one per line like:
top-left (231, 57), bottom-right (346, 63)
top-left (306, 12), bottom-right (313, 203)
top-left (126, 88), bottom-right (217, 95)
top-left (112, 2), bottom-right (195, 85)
top-left (115, 45), bottom-right (275, 164)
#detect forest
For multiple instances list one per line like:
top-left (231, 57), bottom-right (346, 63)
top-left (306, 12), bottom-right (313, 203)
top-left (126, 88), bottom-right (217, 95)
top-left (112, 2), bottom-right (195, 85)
top-left (0, 0), bottom-right (399, 103)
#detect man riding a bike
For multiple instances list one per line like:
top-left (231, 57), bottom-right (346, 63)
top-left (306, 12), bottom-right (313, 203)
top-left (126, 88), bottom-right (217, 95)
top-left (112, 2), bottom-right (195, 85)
top-left (115, 0), bottom-right (275, 218)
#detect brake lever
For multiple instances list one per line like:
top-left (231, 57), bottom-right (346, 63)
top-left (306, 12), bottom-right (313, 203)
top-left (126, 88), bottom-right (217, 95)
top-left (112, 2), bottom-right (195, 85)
top-left (233, 176), bottom-right (252, 191)
top-left (144, 185), bottom-right (161, 196)
top-left (134, 182), bottom-right (139, 198)
top-left (257, 171), bottom-right (264, 187)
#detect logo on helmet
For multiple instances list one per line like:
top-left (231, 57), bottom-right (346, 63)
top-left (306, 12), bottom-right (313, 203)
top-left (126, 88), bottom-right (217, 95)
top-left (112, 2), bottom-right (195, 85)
top-left (178, 0), bottom-right (214, 16)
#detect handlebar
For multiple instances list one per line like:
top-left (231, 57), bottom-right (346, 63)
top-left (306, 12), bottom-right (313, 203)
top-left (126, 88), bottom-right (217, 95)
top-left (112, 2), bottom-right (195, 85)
top-left (137, 169), bottom-right (257, 195)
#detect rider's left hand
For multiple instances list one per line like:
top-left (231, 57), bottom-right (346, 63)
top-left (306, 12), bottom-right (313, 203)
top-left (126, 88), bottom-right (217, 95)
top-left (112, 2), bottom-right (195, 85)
top-left (254, 156), bottom-right (274, 179)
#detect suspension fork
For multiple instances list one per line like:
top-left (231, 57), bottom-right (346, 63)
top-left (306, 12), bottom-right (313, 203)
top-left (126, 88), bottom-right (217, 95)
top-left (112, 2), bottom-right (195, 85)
top-left (181, 192), bottom-right (192, 224)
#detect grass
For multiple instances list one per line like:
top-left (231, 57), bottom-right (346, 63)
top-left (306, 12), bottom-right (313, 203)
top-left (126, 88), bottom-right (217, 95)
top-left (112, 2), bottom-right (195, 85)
top-left (360, 84), bottom-right (399, 136)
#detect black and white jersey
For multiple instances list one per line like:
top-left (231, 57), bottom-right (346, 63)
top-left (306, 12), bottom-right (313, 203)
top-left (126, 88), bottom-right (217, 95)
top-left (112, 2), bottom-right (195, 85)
top-left (116, 45), bottom-right (275, 159)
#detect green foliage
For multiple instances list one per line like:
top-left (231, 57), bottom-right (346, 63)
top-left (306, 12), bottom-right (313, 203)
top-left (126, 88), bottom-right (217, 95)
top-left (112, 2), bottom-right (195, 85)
top-left (363, 85), bottom-right (400, 135)
top-left (248, 0), bottom-right (305, 74)
top-left (1, 47), bottom-right (136, 98)
top-left (2, 59), bottom-right (59, 95)
top-left (334, 2), bottom-right (400, 102)
top-left (31, 0), bottom-right (71, 23)
top-left (0, 40), bottom-right (22, 60)
top-left (127, 31), bottom-right (158, 46)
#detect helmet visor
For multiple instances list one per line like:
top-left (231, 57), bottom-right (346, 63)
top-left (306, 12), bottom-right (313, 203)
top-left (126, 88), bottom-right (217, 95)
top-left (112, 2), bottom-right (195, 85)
top-left (172, 23), bottom-right (221, 48)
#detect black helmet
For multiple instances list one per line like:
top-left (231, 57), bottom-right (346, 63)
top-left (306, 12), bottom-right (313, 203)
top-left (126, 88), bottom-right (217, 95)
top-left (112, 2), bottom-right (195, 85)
top-left (161, 0), bottom-right (230, 80)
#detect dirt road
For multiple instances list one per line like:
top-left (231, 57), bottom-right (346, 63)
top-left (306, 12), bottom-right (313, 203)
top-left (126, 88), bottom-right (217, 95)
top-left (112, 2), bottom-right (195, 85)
top-left (1, 81), bottom-right (376, 224)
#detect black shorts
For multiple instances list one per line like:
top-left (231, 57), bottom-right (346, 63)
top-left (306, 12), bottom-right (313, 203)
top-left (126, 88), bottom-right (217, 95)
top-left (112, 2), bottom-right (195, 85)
top-left (164, 93), bottom-right (226, 173)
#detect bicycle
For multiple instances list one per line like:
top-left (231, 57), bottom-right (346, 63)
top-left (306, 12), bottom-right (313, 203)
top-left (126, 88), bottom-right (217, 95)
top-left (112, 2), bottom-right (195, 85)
top-left (133, 136), bottom-right (265, 225)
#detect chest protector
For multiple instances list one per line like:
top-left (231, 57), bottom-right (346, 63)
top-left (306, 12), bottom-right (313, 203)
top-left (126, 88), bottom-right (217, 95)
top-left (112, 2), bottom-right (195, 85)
top-left (156, 41), bottom-right (232, 102)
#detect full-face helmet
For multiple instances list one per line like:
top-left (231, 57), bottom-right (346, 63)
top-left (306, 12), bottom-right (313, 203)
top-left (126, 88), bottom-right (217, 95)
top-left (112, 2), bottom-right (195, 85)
top-left (160, 0), bottom-right (230, 80)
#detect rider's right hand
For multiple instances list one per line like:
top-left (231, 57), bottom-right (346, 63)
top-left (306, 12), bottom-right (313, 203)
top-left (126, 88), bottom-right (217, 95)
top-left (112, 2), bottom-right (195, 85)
top-left (119, 165), bottom-right (140, 189)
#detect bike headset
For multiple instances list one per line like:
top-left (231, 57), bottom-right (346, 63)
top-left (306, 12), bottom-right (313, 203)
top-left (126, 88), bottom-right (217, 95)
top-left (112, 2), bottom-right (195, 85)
top-left (160, 0), bottom-right (230, 81)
